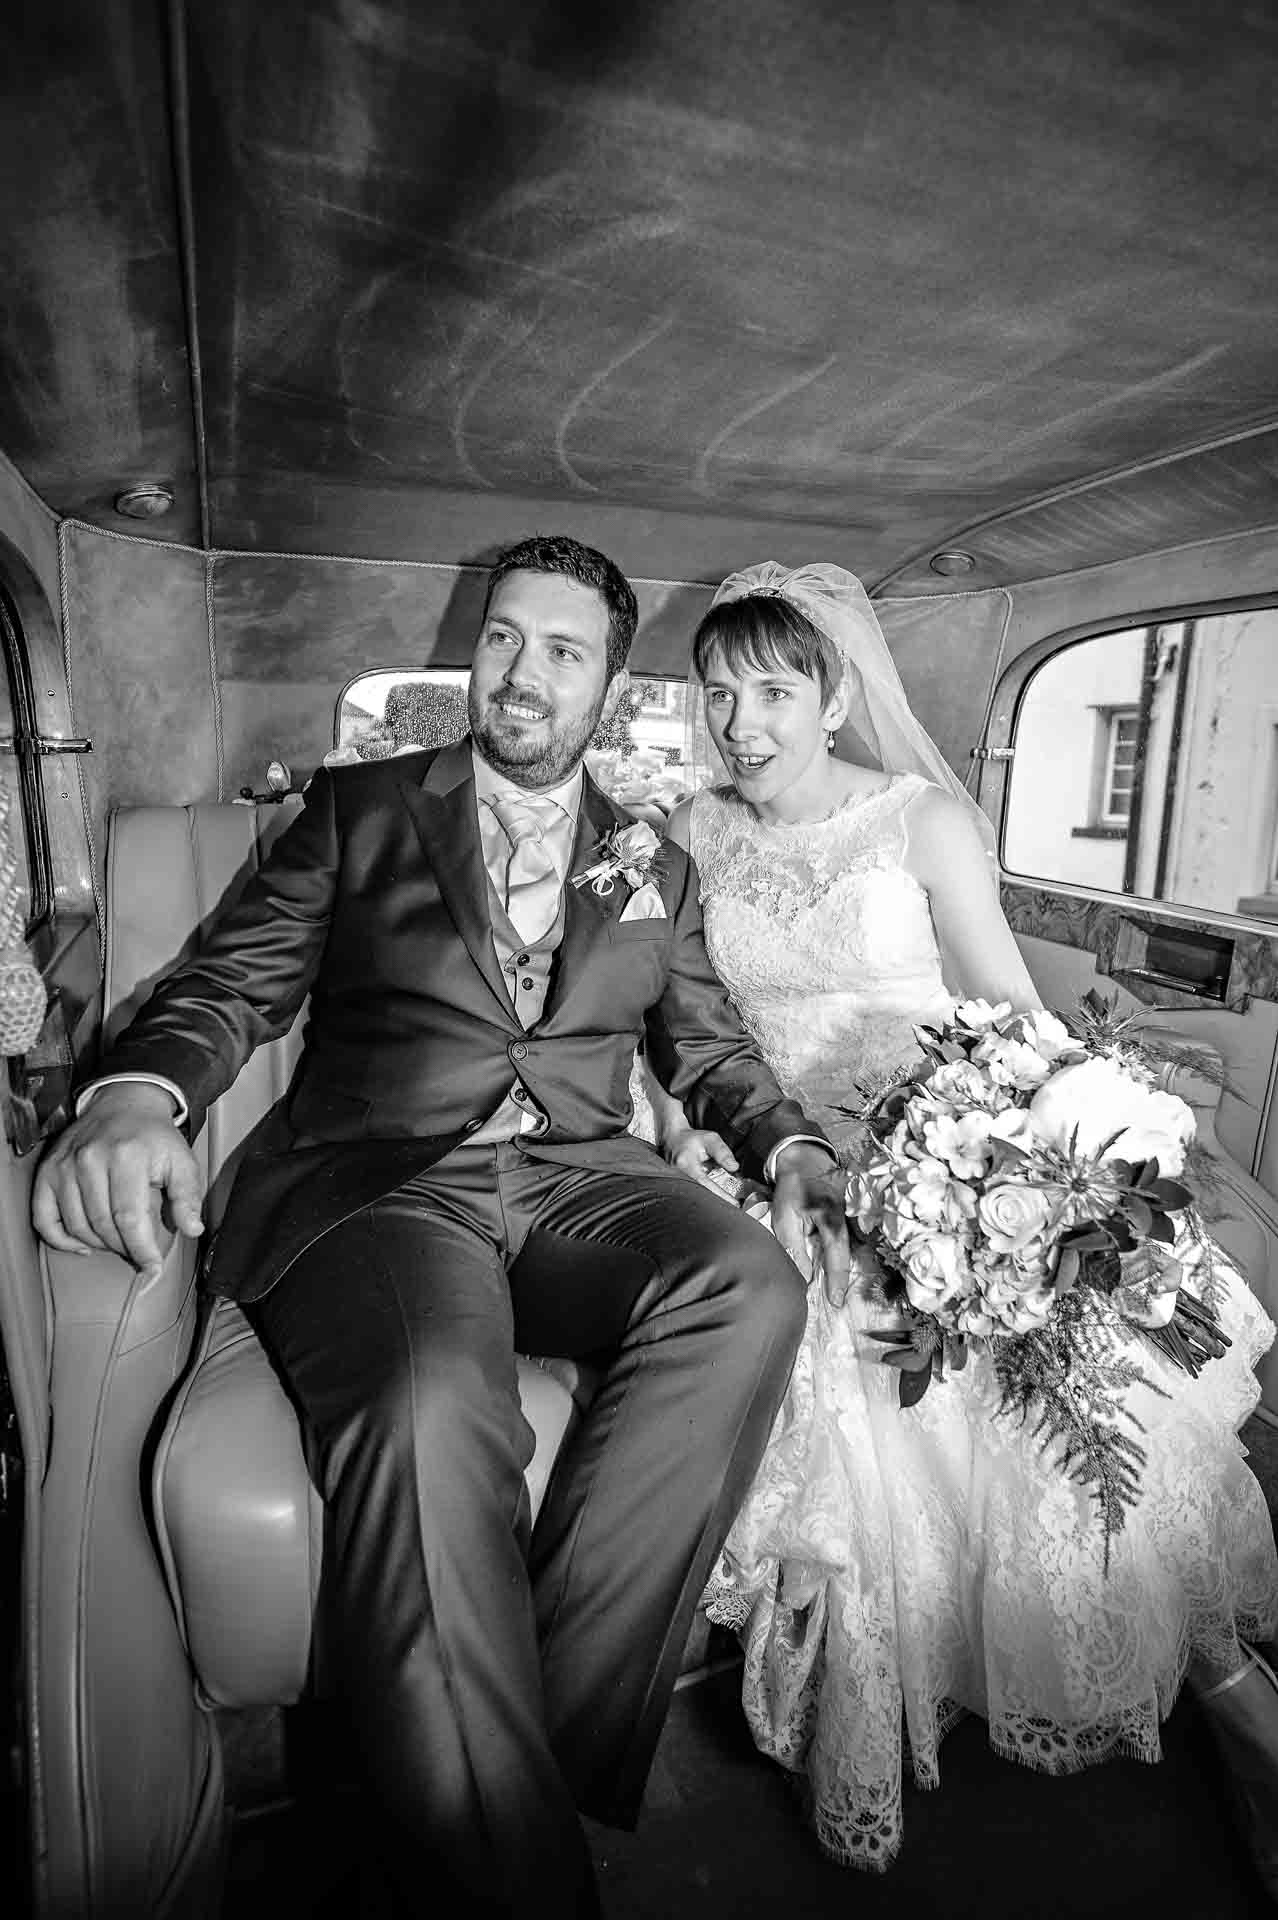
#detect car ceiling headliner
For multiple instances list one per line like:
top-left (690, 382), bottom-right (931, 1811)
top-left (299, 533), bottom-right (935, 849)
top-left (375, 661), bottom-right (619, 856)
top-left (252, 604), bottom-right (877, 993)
top-left (2, 0), bottom-right (1277, 591)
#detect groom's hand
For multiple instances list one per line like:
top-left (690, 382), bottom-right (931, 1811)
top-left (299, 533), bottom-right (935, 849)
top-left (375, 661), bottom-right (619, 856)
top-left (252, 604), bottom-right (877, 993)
top-left (33, 1083), bottom-right (205, 1281)
top-left (770, 1143), bottom-right (850, 1304)
top-left (667, 1126), bottom-right (741, 1193)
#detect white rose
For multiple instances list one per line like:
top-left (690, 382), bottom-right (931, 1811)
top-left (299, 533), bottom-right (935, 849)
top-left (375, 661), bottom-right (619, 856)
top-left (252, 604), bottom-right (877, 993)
top-left (898, 1232), bottom-right (968, 1312)
top-left (615, 819), bottom-right (661, 857)
top-left (1028, 1056), bottom-right (1196, 1177)
top-left (977, 1181), bottom-right (1055, 1253)
top-left (613, 819), bottom-right (663, 883)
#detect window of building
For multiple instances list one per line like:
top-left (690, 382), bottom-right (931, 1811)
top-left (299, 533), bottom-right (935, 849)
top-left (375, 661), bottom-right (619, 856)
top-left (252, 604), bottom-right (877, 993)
top-left (1099, 706), bottom-right (1140, 825)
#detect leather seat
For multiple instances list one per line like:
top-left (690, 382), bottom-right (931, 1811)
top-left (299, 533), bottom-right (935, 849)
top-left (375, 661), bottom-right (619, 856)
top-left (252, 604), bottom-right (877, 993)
top-left (32, 799), bottom-right (590, 1914)
top-left (152, 1299), bottom-right (585, 1706)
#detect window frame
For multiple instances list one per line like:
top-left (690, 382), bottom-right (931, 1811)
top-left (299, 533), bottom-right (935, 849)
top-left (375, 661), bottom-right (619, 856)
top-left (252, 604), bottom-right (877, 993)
top-left (1098, 704), bottom-right (1140, 826)
top-left (0, 586), bottom-right (54, 933)
top-left (979, 589), bottom-right (1278, 935)
top-left (1268, 727), bottom-right (1278, 897)
top-left (1244, 715), bottom-right (1278, 916)
top-left (334, 664), bottom-right (694, 771)
top-left (334, 665), bottom-right (472, 759)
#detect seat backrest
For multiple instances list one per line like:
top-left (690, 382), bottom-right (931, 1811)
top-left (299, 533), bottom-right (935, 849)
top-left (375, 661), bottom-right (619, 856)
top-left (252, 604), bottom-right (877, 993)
top-left (103, 800), bottom-right (308, 1226)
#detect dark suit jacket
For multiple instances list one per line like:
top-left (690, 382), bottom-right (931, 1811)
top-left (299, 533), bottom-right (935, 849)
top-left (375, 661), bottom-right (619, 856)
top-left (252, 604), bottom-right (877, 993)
top-left (100, 739), bottom-right (825, 1300)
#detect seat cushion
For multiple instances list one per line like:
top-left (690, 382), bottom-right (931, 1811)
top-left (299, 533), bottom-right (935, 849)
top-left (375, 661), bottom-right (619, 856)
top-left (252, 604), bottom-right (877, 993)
top-left (153, 1299), bottom-right (586, 1709)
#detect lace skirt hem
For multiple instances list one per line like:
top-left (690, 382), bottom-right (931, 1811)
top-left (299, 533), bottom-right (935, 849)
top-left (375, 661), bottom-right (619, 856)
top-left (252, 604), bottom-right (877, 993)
top-left (704, 1566), bottom-right (1278, 1874)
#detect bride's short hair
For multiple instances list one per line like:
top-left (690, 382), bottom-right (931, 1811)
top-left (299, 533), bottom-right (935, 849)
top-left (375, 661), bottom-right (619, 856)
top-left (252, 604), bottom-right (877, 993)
top-left (692, 593), bottom-right (844, 704)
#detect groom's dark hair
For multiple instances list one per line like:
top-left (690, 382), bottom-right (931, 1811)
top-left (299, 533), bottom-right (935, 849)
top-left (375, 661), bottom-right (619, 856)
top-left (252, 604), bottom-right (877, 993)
top-left (484, 535), bottom-right (639, 681)
top-left (693, 594), bottom-right (844, 705)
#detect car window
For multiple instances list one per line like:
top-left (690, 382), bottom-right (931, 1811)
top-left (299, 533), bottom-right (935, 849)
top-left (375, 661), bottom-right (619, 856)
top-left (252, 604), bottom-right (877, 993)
top-left (1002, 607), bottom-right (1278, 922)
top-left (336, 668), bottom-right (697, 816)
top-left (0, 587), bottom-right (50, 932)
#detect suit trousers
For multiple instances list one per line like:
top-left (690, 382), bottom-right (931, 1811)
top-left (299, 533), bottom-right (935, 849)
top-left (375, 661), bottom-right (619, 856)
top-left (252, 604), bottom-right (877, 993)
top-left (247, 1139), bottom-right (807, 1917)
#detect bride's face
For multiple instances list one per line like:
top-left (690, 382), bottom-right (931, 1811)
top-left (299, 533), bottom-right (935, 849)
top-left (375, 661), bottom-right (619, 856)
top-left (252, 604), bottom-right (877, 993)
top-left (701, 645), bottom-right (847, 821)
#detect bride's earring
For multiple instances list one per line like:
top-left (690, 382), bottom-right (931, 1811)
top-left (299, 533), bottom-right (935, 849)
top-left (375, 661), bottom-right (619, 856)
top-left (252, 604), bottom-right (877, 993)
top-left (826, 730), bottom-right (836, 753)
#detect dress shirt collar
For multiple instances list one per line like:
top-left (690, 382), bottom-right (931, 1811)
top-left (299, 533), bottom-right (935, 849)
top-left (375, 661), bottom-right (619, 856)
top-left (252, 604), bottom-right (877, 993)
top-left (470, 744), bottom-right (585, 828)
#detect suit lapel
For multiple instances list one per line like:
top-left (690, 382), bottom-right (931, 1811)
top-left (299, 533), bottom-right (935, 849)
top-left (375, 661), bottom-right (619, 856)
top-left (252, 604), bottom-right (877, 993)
top-left (396, 739), bottom-right (517, 1021)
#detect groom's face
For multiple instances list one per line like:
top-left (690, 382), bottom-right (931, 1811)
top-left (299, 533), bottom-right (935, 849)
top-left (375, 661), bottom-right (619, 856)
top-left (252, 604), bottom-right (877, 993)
top-left (468, 569), bottom-right (628, 789)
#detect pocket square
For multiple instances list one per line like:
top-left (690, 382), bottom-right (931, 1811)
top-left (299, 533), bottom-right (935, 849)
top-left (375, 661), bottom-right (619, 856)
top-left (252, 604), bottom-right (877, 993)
top-left (619, 881), bottom-right (667, 922)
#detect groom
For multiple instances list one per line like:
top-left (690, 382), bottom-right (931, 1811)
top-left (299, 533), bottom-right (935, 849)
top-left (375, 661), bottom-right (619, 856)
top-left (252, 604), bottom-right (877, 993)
top-left (33, 534), bottom-right (848, 1916)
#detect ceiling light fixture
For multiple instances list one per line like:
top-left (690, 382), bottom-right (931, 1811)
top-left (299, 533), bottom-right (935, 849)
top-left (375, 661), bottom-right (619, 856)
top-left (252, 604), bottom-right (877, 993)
top-left (114, 484), bottom-right (174, 519)
top-left (929, 548), bottom-right (976, 577)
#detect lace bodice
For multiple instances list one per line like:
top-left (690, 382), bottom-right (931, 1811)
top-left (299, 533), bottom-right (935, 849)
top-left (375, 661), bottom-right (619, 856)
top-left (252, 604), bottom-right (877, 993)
top-left (689, 775), bottom-right (951, 1142)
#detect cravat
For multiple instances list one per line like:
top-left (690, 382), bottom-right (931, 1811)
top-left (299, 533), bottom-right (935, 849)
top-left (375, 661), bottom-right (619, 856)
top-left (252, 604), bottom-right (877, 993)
top-left (486, 793), bottom-right (562, 944)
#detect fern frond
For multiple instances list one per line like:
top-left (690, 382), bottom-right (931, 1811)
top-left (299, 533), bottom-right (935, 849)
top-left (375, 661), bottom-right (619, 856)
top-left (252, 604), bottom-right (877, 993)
top-left (992, 1291), bottom-right (1163, 1572)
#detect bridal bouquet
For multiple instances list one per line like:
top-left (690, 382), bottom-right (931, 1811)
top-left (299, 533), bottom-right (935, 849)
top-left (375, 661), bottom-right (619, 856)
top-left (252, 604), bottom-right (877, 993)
top-left (850, 992), bottom-right (1230, 1555)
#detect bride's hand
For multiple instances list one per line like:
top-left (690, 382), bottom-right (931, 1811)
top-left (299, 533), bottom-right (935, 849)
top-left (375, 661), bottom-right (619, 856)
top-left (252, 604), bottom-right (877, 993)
top-left (769, 1143), bottom-right (851, 1305)
top-left (665, 1126), bottom-right (741, 1193)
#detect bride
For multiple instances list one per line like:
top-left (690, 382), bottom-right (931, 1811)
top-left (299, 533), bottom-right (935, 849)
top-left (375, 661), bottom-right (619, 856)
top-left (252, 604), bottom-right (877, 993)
top-left (645, 562), bottom-right (1278, 1889)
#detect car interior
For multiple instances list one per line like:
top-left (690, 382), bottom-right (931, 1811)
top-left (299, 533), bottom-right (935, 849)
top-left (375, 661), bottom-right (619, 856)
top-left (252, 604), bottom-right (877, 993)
top-left (1, 2), bottom-right (1276, 1914)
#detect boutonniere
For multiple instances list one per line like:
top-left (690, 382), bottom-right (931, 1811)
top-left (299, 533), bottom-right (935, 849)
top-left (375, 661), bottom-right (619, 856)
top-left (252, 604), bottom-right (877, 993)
top-left (572, 819), bottom-right (665, 897)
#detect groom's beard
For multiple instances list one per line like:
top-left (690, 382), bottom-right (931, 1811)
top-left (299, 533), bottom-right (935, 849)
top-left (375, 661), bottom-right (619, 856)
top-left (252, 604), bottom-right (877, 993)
top-left (469, 682), bottom-right (608, 788)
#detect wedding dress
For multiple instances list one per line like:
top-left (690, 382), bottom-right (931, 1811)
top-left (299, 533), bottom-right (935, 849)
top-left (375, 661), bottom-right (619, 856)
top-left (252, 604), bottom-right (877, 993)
top-left (687, 774), bottom-right (1278, 1871)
